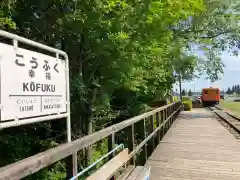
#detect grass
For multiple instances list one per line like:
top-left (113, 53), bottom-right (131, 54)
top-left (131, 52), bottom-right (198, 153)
top-left (219, 100), bottom-right (240, 116)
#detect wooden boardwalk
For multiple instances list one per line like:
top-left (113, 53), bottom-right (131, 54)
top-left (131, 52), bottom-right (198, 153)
top-left (146, 108), bottom-right (240, 180)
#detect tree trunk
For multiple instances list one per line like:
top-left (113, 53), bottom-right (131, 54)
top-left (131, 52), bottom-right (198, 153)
top-left (86, 86), bottom-right (98, 164)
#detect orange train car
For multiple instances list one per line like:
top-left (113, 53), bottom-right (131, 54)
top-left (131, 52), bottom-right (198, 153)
top-left (201, 87), bottom-right (220, 106)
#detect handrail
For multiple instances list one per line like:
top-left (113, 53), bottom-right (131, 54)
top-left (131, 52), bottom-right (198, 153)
top-left (0, 101), bottom-right (182, 180)
top-left (128, 105), bottom-right (182, 159)
top-left (0, 30), bottom-right (67, 56)
top-left (70, 144), bottom-right (124, 180)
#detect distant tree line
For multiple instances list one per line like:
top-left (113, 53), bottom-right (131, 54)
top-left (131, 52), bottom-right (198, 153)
top-left (226, 85), bottom-right (240, 94)
top-left (182, 89), bottom-right (192, 96)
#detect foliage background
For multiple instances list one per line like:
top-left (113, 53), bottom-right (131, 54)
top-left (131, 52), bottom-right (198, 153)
top-left (0, 0), bottom-right (240, 179)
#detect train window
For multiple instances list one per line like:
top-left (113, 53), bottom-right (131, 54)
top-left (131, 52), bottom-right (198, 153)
top-left (204, 91), bottom-right (208, 95)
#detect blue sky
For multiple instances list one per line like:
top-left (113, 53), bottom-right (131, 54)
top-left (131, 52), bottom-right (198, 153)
top-left (174, 51), bottom-right (240, 92)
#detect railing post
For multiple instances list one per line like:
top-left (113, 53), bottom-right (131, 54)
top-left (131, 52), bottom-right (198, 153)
top-left (66, 155), bottom-right (76, 179)
top-left (143, 119), bottom-right (148, 162)
top-left (170, 105), bottom-right (173, 125)
top-left (156, 112), bottom-right (161, 143)
top-left (173, 103), bottom-right (176, 120)
top-left (169, 107), bottom-right (171, 128)
top-left (167, 107), bottom-right (170, 131)
top-left (172, 105), bottom-right (175, 122)
top-left (164, 108), bottom-right (168, 134)
top-left (160, 110), bottom-right (164, 139)
top-left (147, 115), bottom-right (155, 157)
top-left (127, 124), bottom-right (136, 165)
top-left (136, 119), bottom-right (147, 166)
top-left (108, 133), bottom-right (116, 180)
top-left (166, 107), bottom-right (169, 130)
top-left (108, 133), bottom-right (115, 157)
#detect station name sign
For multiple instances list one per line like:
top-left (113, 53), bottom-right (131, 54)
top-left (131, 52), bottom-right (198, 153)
top-left (0, 42), bottom-right (67, 121)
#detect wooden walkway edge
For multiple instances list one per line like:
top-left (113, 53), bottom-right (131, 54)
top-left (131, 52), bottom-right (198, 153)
top-left (146, 108), bottom-right (240, 180)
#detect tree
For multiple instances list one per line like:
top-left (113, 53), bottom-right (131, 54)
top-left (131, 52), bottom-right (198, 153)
top-left (232, 85), bottom-right (235, 94)
top-left (173, 52), bottom-right (198, 100)
top-left (0, 0), bottom-right (16, 30)
top-left (226, 88), bottom-right (231, 94)
top-left (237, 85), bottom-right (240, 94)
top-left (182, 89), bottom-right (186, 96)
top-left (1, 0), bottom-right (240, 179)
top-left (188, 90), bottom-right (193, 96)
top-left (172, 0), bottom-right (240, 82)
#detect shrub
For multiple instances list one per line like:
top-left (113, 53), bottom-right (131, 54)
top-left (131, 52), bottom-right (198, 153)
top-left (172, 96), bottom-right (179, 102)
top-left (182, 96), bottom-right (192, 111)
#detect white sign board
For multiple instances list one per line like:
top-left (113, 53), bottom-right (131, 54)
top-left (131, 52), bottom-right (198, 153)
top-left (0, 42), bottom-right (67, 121)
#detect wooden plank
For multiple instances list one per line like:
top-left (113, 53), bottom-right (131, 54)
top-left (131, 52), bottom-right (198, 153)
top-left (148, 115), bottom-right (155, 155)
top-left (146, 108), bottom-right (240, 180)
top-left (108, 133), bottom-right (116, 180)
top-left (155, 112), bottom-right (161, 143)
top-left (160, 110), bottom-right (164, 140)
top-left (126, 166), bottom-right (143, 180)
top-left (86, 149), bottom-right (129, 180)
top-left (108, 133), bottom-right (115, 159)
top-left (148, 160), bottom-right (240, 180)
top-left (126, 124), bottom-right (136, 165)
top-left (137, 119), bottom-right (147, 165)
top-left (0, 102), bottom-right (182, 180)
top-left (117, 166), bottom-right (135, 180)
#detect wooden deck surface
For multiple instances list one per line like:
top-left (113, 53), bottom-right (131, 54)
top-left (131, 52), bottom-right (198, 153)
top-left (146, 108), bottom-right (240, 180)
